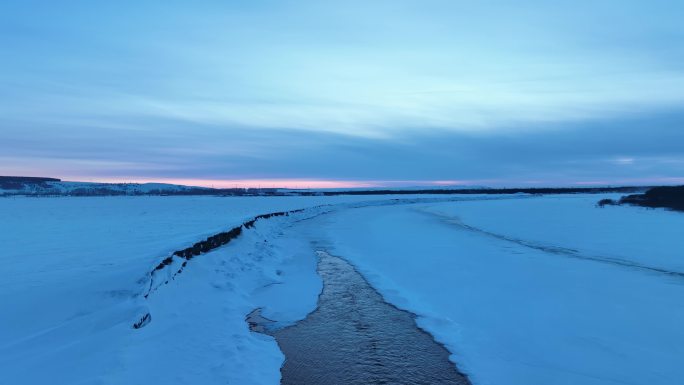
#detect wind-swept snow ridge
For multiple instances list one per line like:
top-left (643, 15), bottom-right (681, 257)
top-left (140, 196), bottom-right (484, 302)
top-left (142, 208), bottom-right (311, 301)
top-left (423, 209), bottom-right (684, 279)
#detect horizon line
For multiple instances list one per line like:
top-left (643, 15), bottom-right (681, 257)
top-left (7, 175), bottom-right (684, 190)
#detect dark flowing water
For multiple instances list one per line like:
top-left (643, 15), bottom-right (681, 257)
top-left (250, 251), bottom-right (470, 385)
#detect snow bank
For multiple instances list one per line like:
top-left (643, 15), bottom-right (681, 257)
top-left (5, 193), bottom-right (679, 385)
top-left (0, 195), bottom-right (401, 385)
top-left (319, 195), bottom-right (684, 385)
top-left (104, 212), bottom-right (325, 385)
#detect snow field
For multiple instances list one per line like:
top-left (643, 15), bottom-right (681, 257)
top-left (318, 196), bottom-right (684, 385)
top-left (3, 194), bottom-right (681, 385)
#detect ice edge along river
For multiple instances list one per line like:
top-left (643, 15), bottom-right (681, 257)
top-left (2, 194), bottom-right (683, 385)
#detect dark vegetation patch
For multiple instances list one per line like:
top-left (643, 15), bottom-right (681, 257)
top-left (610, 185), bottom-right (684, 212)
top-left (0, 176), bottom-right (60, 183)
top-left (0, 176), bottom-right (60, 190)
top-left (597, 198), bottom-right (618, 207)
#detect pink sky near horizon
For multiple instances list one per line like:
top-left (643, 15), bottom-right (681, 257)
top-left (87, 178), bottom-right (476, 189)
top-left (65, 176), bottom-right (684, 189)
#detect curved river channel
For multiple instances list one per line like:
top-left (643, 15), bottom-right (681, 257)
top-left (249, 250), bottom-right (470, 385)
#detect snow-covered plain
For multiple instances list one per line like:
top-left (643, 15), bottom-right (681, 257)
top-left (2, 194), bottom-right (683, 385)
top-left (0, 195), bottom-right (414, 384)
top-left (317, 195), bottom-right (684, 385)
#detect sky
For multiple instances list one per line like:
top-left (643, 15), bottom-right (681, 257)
top-left (1, 0), bottom-right (684, 188)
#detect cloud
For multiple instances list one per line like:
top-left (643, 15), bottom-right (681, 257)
top-left (2, 110), bottom-right (683, 186)
top-left (1, 0), bottom-right (684, 185)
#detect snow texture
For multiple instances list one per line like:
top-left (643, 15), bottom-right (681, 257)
top-left (0, 195), bottom-right (409, 384)
top-left (319, 194), bottom-right (684, 385)
top-left (2, 194), bottom-right (682, 385)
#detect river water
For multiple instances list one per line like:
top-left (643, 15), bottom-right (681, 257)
top-left (249, 250), bottom-right (470, 385)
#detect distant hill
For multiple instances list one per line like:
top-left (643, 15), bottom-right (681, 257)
top-left (0, 176), bottom-right (62, 191)
top-left (0, 176), bottom-right (214, 196)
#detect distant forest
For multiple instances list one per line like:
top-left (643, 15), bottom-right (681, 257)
top-left (599, 186), bottom-right (684, 212)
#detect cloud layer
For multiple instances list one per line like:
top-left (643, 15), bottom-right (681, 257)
top-left (1, 0), bottom-right (683, 186)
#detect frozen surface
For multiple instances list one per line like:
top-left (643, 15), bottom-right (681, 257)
top-left (2, 194), bottom-right (683, 385)
top-left (104, 216), bottom-right (324, 385)
top-left (0, 195), bottom-right (415, 385)
top-left (318, 195), bottom-right (684, 385)
top-left (422, 194), bottom-right (684, 272)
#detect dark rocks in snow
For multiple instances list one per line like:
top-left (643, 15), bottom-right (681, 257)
top-left (172, 225), bottom-right (244, 261)
top-left (153, 256), bottom-right (175, 271)
top-left (244, 211), bottom-right (292, 229)
top-left (143, 208), bottom-right (307, 301)
top-left (133, 313), bottom-right (152, 329)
